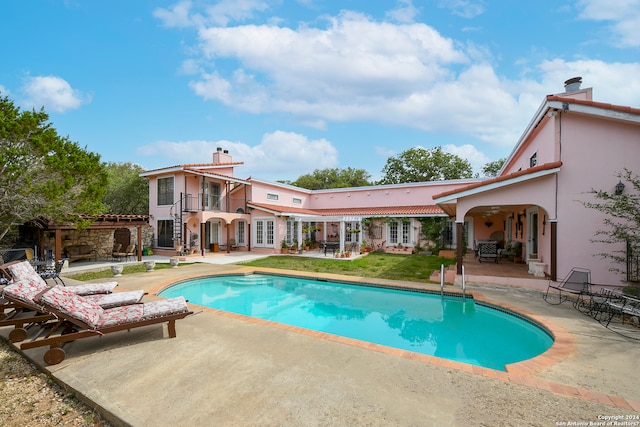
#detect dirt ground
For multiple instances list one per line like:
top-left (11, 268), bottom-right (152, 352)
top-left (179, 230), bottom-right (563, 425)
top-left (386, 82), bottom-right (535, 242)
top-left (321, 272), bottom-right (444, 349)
top-left (0, 339), bottom-right (111, 427)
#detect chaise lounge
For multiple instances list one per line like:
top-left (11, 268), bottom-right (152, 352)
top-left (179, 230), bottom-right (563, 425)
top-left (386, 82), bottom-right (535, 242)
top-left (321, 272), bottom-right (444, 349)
top-left (21, 286), bottom-right (192, 365)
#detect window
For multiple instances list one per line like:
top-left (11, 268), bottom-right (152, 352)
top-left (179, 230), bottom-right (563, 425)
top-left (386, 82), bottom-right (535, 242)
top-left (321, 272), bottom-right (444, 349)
top-left (387, 220), bottom-right (411, 245)
top-left (267, 193), bottom-right (279, 201)
top-left (157, 220), bottom-right (174, 248)
top-left (236, 220), bottom-right (245, 245)
top-left (206, 183), bottom-right (221, 210)
top-left (286, 219), bottom-right (299, 244)
top-left (530, 153), bottom-right (537, 167)
top-left (292, 197), bottom-right (302, 204)
top-left (157, 177), bottom-right (174, 206)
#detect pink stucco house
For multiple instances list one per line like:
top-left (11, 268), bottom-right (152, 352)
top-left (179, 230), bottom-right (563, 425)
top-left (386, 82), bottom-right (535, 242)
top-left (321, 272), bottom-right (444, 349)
top-left (141, 78), bottom-right (640, 286)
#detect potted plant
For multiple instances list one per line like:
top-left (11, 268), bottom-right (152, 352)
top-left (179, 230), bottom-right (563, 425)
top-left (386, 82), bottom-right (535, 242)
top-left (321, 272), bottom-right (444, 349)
top-left (289, 240), bottom-right (298, 254)
top-left (281, 240), bottom-right (289, 254)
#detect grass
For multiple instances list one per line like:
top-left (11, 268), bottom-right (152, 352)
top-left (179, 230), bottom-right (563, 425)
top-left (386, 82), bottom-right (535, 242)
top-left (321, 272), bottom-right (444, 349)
top-left (67, 262), bottom-right (194, 282)
top-left (239, 252), bottom-right (456, 283)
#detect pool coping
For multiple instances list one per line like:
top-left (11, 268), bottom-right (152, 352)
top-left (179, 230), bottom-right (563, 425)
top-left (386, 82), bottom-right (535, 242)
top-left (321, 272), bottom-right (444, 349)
top-left (148, 268), bottom-right (640, 412)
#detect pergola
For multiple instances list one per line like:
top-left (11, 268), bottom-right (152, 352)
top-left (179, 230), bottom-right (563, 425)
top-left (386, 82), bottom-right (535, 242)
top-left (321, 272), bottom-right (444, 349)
top-left (23, 214), bottom-right (150, 262)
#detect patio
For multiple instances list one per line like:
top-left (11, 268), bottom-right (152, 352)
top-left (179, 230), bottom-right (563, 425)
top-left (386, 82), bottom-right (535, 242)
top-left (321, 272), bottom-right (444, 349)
top-left (2, 257), bottom-right (639, 425)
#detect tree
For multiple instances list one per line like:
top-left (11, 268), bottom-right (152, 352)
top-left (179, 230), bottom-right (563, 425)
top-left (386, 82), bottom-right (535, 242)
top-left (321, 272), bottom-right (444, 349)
top-left (378, 147), bottom-right (473, 184)
top-left (0, 95), bottom-right (108, 241)
top-left (582, 168), bottom-right (640, 286)
top-left (102, 162), bottom-right (149, 215)
top-left (482, 158), bottom-right (506, 177)
top-left (290, 167), bottom-right (372, 190)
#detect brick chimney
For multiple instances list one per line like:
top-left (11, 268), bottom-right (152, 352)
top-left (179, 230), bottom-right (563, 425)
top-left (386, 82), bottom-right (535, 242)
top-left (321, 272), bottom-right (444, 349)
top-left (212, 147), bottom-right (232, 164)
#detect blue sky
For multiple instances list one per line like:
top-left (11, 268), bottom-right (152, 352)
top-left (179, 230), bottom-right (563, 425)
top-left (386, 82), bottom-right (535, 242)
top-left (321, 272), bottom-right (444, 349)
top-left (1, 1), bottom-right (639, 182)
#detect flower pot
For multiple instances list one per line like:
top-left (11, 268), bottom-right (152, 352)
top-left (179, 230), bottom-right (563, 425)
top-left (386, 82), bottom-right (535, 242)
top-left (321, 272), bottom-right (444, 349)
top-left (144, 260), bottom-right (155, 272)
top-left (110, 265), bottom-right (123, 277)
top-left (169, 257), bottom-right (179, 268)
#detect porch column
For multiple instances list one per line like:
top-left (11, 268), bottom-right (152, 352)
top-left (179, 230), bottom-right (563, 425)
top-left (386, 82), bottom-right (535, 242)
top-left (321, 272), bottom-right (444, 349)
top-left (137, 226), bottom-right (143, 261)
top-left (339, 221), bottom-right (345, 253)
top-left (456, 222), bottom-right (463, 275)
top-left (54, 229), bottom-right (62, 261)
top-left (200, 222), bottom-right (205, 256)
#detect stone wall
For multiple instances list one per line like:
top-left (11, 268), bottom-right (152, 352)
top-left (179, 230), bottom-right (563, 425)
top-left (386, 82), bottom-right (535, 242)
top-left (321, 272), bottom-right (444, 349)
top-left (42, 226), bottom-right (154, 260)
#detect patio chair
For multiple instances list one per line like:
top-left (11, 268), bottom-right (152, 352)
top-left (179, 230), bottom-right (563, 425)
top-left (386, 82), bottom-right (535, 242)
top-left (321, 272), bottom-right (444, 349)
top-left (595, 290), bottom-right (640, 340)
top-left (228, 239), bottom-right (238, 251)
top-left (1, 278), bottom-right (146, 343)
top-left (111, 243), bottom-right (122, 261)
top-left (543, 267), bottom-right (591, 305)
top-left (477, 241), bottom-right (499, 263)
top-left (114, 244), bottom-right (135, 261)
top-left (38, 259), bottom-right (66, 286)
top-left (20, 286), bottom-right (192, 365)
top-left (1, 260), bottom-right (118, 294)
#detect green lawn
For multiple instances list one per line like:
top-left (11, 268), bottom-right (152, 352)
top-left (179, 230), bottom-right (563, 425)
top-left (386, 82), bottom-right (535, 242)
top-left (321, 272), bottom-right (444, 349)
top-left (239, 252), bottom-right (456, 284)
top-left (67, 262), bottom-right (194, 282)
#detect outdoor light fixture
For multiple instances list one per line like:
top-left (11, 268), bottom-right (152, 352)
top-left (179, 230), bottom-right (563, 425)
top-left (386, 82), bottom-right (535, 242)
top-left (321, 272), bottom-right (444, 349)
top-left (484, 220), bottom-right (493, 228)
top-left (615, 180), bottom-right (625, 195)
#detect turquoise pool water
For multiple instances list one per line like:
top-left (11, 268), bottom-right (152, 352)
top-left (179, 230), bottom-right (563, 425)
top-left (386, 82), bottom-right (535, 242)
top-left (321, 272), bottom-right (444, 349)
top-left (159, 274), bottom-right (553, 371)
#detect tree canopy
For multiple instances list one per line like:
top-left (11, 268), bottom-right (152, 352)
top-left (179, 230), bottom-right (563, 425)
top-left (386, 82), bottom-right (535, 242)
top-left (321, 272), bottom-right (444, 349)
top-left (102, 162), bottom-right (149, 215)
top-left (482, 158), bottom-right (506, 177)
top-left (0, 95), bottom-right (108, 241)
top-left (289, 167), bottom-right (372, 190)
top-left (378, 147), bottom-right (473, 184)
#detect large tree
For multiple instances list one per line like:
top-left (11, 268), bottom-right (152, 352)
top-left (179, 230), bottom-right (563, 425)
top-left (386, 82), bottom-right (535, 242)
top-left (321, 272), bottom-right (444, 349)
top-left (0, 95), bottom-right (108, 241)
top-left (102, 162), bottom-right (149, 215)
top-left (290, 167), bottom-right (372, 190)
top-left (378, 147), bottom-right (473, 184)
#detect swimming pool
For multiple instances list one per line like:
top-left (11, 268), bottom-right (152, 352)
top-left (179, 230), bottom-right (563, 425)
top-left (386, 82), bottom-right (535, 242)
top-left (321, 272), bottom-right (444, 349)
top-left (159, 273), bottom-right (553, 371)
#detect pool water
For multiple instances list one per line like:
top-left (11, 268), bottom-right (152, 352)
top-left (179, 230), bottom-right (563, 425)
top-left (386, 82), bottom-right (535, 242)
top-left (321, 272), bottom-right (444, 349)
top-left (159, 274), bottom-right (553, 371)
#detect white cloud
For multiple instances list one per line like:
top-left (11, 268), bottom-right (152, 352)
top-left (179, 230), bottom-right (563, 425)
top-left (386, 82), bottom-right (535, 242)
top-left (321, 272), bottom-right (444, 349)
top-left (161, 4), bottom-right (640, 154)
top-left (136, 130), bottom-right (338, 180)
top-left (577, 0), bottom-right (640, 47)
top-left (21, 75), bottom-right (89, 113)
top-left (154, 0), bottom-right (269, 28)
top-left (386, 0), bottom-right (420, 23)
top-left (437, 0), bottom-right (485, 19)
top-left (442, 143), bottom-right (491, 175)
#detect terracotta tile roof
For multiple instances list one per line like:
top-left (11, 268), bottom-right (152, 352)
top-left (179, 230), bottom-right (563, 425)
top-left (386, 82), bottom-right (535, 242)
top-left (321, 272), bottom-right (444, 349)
top-left (433, 161), bottom-right (563, 199)
top-left (248, 202), bottom-right (444, 217)
top-left (546, 96), bottom-right (640, 115)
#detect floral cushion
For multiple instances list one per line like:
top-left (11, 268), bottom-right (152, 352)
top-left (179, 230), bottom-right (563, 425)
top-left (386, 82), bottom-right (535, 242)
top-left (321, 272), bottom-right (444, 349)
top-left (142, 297), bottom-right (189, 319)
top-left (83, 290), bottom-right (145, 309)
top-left (2, 281), bottom-right (44, 308)
top-left (98, 304), bottom-right (144, 328)
top-left (39, 286), bottom-right (104, 329)
top-left (7, 261), bottom-right (47, 287)
top-left (68, 282), bottom-right (118, 296)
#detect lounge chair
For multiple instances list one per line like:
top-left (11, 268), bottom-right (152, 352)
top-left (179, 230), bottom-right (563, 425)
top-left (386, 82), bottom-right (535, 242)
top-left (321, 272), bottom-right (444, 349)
top-left (0, 260), bottom-right (144, 342)
top-left (1, 279), bottom-right (146, 343)
top-left (1, 260), bottom-right (118, 294)
top-left (20, 286), bottom-right (192, 365)
top-left (543, 267), bottom-right (591, 305)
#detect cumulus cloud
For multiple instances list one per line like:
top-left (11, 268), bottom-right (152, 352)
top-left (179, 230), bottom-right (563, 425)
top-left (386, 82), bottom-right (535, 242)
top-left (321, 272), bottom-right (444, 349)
top-left (136, 130), bottom-right (338, 180)
top-left (442, 143), bottom-right (491, 175)
top-left (21, 75), bottom-right (89, 113)
top-left (577, 0), bottom-right (640, 48)
top-left (154, 0), bottom-right (269, 28)
top-left (156, 2), bottom-right (640, 154)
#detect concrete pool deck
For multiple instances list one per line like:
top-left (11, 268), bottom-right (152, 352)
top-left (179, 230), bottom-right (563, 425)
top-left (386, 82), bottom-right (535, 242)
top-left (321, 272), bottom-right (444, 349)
top-left (2, 258), bottom-right (639, 426)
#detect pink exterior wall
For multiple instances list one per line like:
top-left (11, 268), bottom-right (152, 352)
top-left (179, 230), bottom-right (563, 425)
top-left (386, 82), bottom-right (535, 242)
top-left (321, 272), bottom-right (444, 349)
top-left (308, 182), bottom-right (472, 210)
top-left (554, 113), bottom-right (638, 284)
